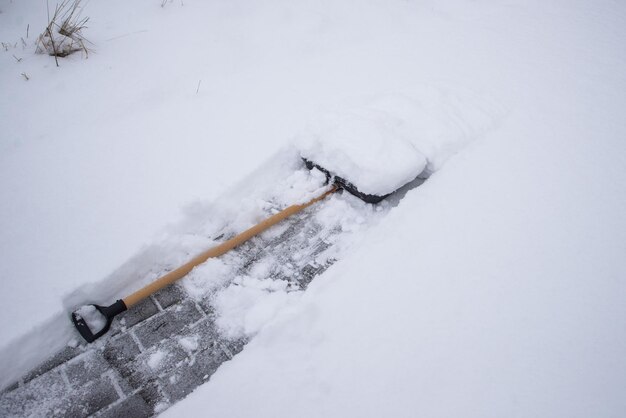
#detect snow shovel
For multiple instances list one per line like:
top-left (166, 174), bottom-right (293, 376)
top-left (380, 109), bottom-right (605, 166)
top-left (71, 151), bottom-right (421, 343)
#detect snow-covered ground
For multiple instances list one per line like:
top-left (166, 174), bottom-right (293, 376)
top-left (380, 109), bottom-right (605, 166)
top-left (2, 0), bottom-right (626, 416)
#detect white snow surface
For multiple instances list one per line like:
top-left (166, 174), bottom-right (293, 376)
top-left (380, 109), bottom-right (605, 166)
top-left (298, 100), bottom-right (428, 196)
top-left (1, 0), bottom-right (625, 416)
top-left (147, 350), bottom-right (166, 371)
top-left (213, 276), bottom-right (298, 339)
top-left (298, 89), bottom-right (501, 195)
top-left (177, 336), bottom-right (199, 353)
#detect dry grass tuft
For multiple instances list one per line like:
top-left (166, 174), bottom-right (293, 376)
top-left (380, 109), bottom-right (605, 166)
top-left (36, 0), bottom-right (91, 66)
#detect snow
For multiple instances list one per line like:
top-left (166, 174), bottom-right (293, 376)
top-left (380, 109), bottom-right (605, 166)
top-left (181, 258), bottom-right (233, 301)
top-left (213, 276), bottom-right (298, 339)
top-left (163, 0), bottom-right (624, 417)
top-left (147, 350), bottom-right (166, 371)
top-left (1, 0), bottom-right (626, 416)
top-left (74, 305), bottom-right (106, 335)
top-left (297, 100), bottom-right (428, 196)
top-left (297, 90), bottom-right (502, 196)
top-left (274, 167), bottom-right (329, 206)
top-left (178, 336), bottom-right (199, 353)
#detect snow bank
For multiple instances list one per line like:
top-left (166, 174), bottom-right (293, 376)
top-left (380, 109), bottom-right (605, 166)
top-left (213, 277), bottom-right (299, 339)
top-left (297, 90), bottom-right (502, 196)
top-left (163, 0), bottom-right (626, 417)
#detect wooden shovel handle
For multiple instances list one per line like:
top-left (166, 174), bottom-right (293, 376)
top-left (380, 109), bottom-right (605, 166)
top-left (123, 187), bottom-right (337, 308)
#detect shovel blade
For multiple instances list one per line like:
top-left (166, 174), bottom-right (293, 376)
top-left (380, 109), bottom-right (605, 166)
top-left (303, 159), bottom-right (390, 204)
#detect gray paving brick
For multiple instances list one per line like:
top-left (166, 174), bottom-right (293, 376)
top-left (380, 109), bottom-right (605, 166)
top-left (23, 345), bottom-right (82, 383)
top-left (136, 380), bottom-right (167, 409)
top-left (130, 342), bottom-right (188, 387)
top-left (198, 295), bottom-right (218, 317)
top-left (153, 284), bottom-right (186, 309)
top-left (102, 332), bottom-right (141, 376)
top-left (185, 317), bottom-right (220, 350)
top-left (311, 239), bottom-right (332, 257)
top-left (118, 297), bottom-right (159, 328)
top-left (237, 239), bottom-right (267, 271)
top-left (110, 369), bottom-right (134, 396)
top-left (160, 344), bottom-right (228, 403)
top-left (65, 376), bottom-right (120, 417)
top-left (65, 351), bottom-right (110, 387)
top-left (220, 337), bottom-right (247, 359)
top-left (0, 369), bottom-right (67, 417)
top-left (299, 263), bottom-right (326, 288)
top-left (95, 394), bottom-right (152, 418)
top-left (133, 300), bottom-right (203, 349)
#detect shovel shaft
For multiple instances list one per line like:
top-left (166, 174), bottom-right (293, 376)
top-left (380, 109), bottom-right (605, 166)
top-left (123, 187), bottom-right (336, 308)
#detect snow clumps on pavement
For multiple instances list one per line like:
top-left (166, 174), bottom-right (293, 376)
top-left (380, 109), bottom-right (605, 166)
top-left (213, 276), bottom-right (298, 339)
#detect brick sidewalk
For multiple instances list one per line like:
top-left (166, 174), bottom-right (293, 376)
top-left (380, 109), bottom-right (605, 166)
top-left (0, 202), bottom-right (341, 417)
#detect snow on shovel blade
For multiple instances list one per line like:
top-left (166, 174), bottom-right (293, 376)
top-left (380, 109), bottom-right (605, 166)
top-left (303, 159), bottom-right (390, 204)
top-left (71, 300), bottom-right (127, 343)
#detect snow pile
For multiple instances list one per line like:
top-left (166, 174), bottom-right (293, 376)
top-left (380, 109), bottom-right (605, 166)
top-left (74, 305), bottom-right (106, 334)
top-left (361, 92), bottom-right (504, 174)
top-left (214, 277), bottom-right (299, 339)
top-left (298, 104), bottom-right (427, 196)
top-left (181, 258), bottom-right (234, 301)
top-left (273, 167), bottom-right (330, 206)
top-left (297, 91), bottom-right (501, 196)
top-left (147, 350), bottom-right (166, 370)
top-left (178, 336), bottom-right (199, 353)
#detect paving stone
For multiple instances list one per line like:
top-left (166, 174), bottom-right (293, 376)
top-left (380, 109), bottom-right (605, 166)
top-left (65, 351), bottom-right (110, 387)
top-left (236, 239), bottom-right (265, 261)
top-left (299, 263), bottom-right (328, 289)
top-left (95, 394), bottom-right (152, 418)
top-left (267, 222), bottom-right (301, 248)
top-left (136, 380), bottom-right (168, 409)
top-left (102, 332), bottom-right (141, 376)
top-left (130, 343), bottom-right (188, 386)
top-left (0, 369), bottom-right (68, 417)
top-left (118, 297), bottom-right (159, 328)
top-left (311, 239), bottom-right (332, 257)
top-left (186, 317), bottom-right (220, 350)
top-left (110, 369), bottom-right (134, 396)
top-left (220, 337), bottom-right (247, 359)
top-left (23, 345), bottom-right (82, 383)
top-left (64, 376), bottom-right (120, 417)
top-left (152, 284), bottom-right (186, 309)
top-left (160, 345), bottom-right (229, 403)
top-left (133, 300), bottom-right (203, 350)
top-left (198, 294), bottom-right (219, 317)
